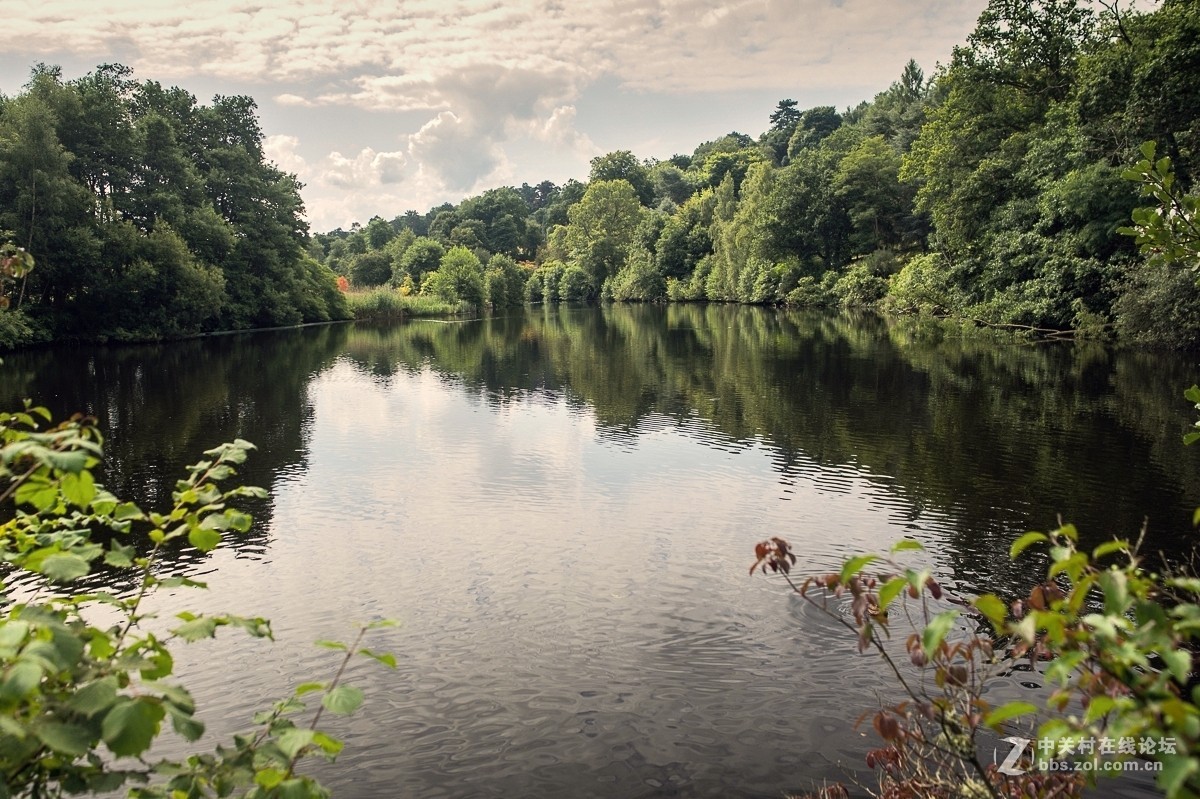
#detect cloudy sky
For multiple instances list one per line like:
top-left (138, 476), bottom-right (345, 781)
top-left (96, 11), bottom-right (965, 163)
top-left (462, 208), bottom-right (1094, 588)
top-left (0, 0), bottom-right (987, 232)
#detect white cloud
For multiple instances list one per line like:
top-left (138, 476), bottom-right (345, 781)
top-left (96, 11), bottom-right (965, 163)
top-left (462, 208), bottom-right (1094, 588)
top-left (0, 1), bottom-right (984, 98)
top-left (0, 0), bottom-right (988, 229)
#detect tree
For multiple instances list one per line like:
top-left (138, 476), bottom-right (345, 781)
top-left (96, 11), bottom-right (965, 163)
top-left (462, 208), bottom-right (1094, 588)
top-left (786, 106), bottom-right (842, 160)
top-left (349, 251), bottom-right (392, 287)
top-left (834, 135), bottom-right (911, 254)
top-left (365, 216), bottom-right (394, 250)
top-left (485, 253), bottom-right (526, 307)
top-left (762, 98), bottom-right (801, 164)
top-left (589, 151), bottom-right (654, 206)
top-left (398, 236), bottom-right (444, 284)
top-left (424, 245), bottom-right (485, 306)
top-left (565, 179), bottom-right (647, 292)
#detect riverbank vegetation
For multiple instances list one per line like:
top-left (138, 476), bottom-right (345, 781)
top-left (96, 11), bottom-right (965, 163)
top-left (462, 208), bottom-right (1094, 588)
top-left (343, 289), bottom-right (464, 322)
top-left (0, 1), bottom-right (1195, 348)
top-left (763, 120), bottom-right (1200, 799)
top-left (0, 64), bottom-right (348, 348)
top-left (312, 0), bottom-right (1200, 348)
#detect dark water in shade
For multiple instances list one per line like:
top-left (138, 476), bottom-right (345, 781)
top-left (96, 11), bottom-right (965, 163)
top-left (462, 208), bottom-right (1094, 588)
top-left (2, 304), bottom-right (1198, 798)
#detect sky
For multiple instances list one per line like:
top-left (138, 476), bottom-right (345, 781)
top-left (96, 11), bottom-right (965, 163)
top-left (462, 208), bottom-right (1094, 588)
top-left (0, 0), bottom-right (988, 232)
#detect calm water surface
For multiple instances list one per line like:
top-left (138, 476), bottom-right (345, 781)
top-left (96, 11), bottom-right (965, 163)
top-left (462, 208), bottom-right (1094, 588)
top-left (2, 305), bottom-right (1198, 798)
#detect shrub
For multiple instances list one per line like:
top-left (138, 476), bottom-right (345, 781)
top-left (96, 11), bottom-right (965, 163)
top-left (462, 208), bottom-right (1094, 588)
top-left (558, 264), bottom-right (594, 302)
top-left (424, 246), bottom-right (485, 307)
top-left (0, 405), bottom-right (394, 798)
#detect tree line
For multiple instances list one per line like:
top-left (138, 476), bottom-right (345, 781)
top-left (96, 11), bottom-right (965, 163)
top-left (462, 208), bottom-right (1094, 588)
top-left (0, 0), bottom-right (1196, 349)
top-left (317, 0), bottom-right (1200, 347)
top-left (0, 63), bottom-right (346, 348)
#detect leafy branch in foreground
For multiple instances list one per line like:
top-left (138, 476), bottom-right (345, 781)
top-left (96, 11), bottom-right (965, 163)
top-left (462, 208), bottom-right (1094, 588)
top-left (1120, 141), bottom-right (1200, 271)
top-left (0, 404), bottom-right (395, 798)
top-left (754, 518), bottom-right (1200, 798)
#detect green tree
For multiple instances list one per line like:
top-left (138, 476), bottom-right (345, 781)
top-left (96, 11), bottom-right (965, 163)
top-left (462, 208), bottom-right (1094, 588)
top-left (485, 253), bottom-right (526, 307)
top-left (565, 179), bottom-right (646, 292)
top-left (834, 135), bottom-right (910, 254)
top-left (589, 151), bottom-right (654, 206)
top-left (424, 245), bottom-right (485, 306)
top-left (398, 236), bottom-right (445, 285)
top-left (349, 251), bottom-right (392, 287)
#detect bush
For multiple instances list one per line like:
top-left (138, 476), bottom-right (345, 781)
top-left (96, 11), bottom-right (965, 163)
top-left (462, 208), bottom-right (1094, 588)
top-left (348, 251), bottom-right (393, 287)
top-left (608, 248), bottom-right (666, 302)
top-left (831, 262), bottom-right (891, 308)
top-left (346, 288), bottom-right (461, 320)
top-left (881, 253), bottom-right (964, 315)
top-left (0, 309), bottom-right (45, 350)
top-left (1113, 261), bottom-right (1200, 348)
top-left (485, 254), bottom-right (527, 308)
top-left (0, 405), bottom-right (394, 798)
top-left (558, 264), bottom-right (595, 302)
top-left (423, 246), bottom-right (485, 307)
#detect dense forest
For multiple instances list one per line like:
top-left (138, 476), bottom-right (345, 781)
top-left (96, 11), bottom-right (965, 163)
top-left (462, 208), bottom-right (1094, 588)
top-left (312, 0), bottom-right (1200, 347)
top-left (0, 64), bottom-right (347, 347)
top-left (0, 0), bottom-right (1197, 349)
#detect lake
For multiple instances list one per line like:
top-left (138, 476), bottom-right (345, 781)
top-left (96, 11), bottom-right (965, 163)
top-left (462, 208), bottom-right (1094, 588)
top-left (2, 304), bottom-right (1197, 798)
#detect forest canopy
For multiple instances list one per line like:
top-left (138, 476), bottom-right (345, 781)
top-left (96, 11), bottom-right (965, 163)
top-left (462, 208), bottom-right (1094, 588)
top-left (1, 0), bottom-right (1198, 348)
top-left (0, 63), bottom-right (346, 347)
top-left (312, 0), bottom-right (1200, 347)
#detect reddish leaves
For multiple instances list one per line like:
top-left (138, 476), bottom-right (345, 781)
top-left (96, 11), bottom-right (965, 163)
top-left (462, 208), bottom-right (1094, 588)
top-left (749, 536), bottom-right (797, 576)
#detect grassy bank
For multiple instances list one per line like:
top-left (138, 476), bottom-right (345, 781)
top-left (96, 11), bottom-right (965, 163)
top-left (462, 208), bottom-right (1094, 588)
top-left (344, 289), bottom-right (467, 321)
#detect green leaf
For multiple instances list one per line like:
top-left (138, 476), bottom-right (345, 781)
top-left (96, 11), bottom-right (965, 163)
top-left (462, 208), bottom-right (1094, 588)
top-left (1083, 695), bottom-right (1116, 724)
top-left (312, 731), bottom-right (344, 756)
top-left (877, 577), bottom-right (908, 612)
top-left (165, 702), bottom-right (204, 742)
top-left (0, 620), bottom-right (30, 650)
top-left (295, 682), bottom-right (326, 696)
top-left (321, 684), bottom-right (364, 715)
top-left (358, 648), bottom-right (397, 669)
top-left (0, 661), bottom-right (43, 701)
top-left (1091, 540), bottom-right (1128, 560)
top-left (1158, 752), bottom-right (1200, 798)
top-left (172, 616), bottom-right (219, 642)
top-left (67, 676), bottom-right (119, 718)
top-left (983, 701), bottom-right (1038, 729)
top-left (315, 640), bottom-right (347, 651)
top-left (973, 594), bottom-right (1007, 633)
top-left (187, 526), bottom-right (221, 553)
top-left (101, 698), bottom-right (165, 756)
top-left (113, 501), bottom-right (144, 521)
top-left (255, 767), bottom-right (287, 789)
top-left (14, 479), bottom-right (58, 511)
top-left (60, 470), bottom-right (96, 507)
top-left (889, 539), bottom-right (924, 555)
top-left (922, 610), bottom-right (958, 656)
top-left (1168, 577), bottom-right (1200, 595)
top-left (40, 552), bottom-right (92, 583)
top-left (104, 542), bottom-right (135, 568)
top-left (276, 727), bottom-right (316, 759)
top-left (840, 554), bottom-right (879, 584)
top-left (1163, 649), bottom-right (1192, 685)
top-left (363, 618), bottom-right (399, 630)
top-left (1010, 532), bottom-right (1047, 559)
top-left (277, 778), bottom-right (317, 799)
top-left (1098, 570), bottom-right (1130, 616)
top-left (33, 720), bottom-right (93, 756)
